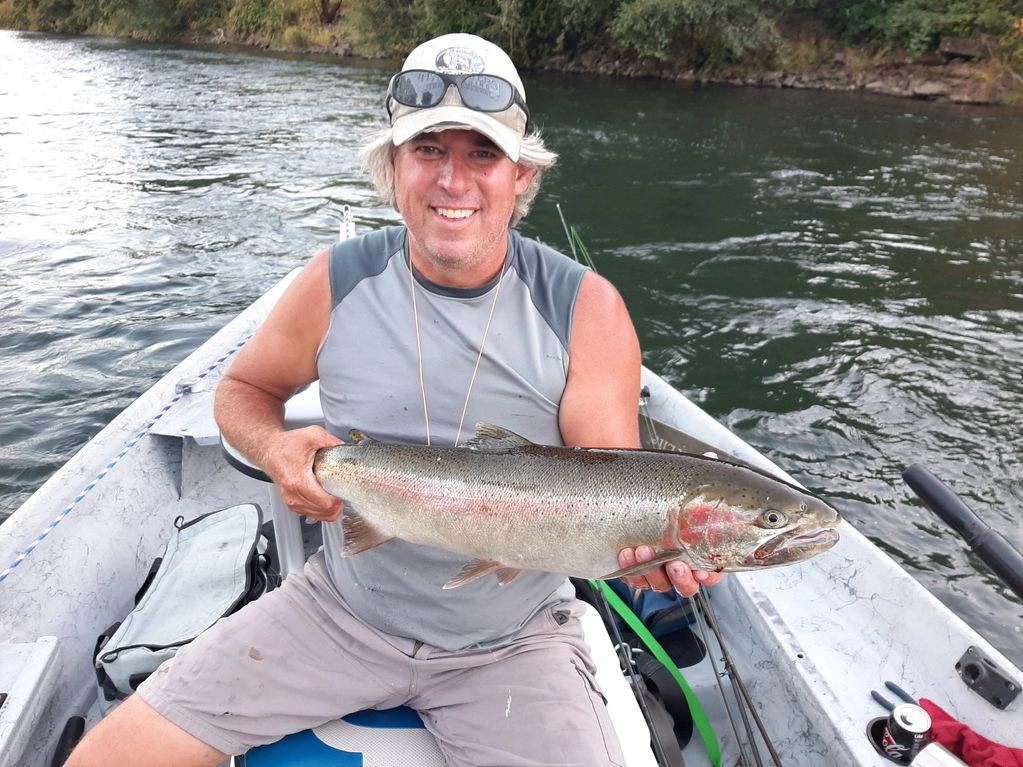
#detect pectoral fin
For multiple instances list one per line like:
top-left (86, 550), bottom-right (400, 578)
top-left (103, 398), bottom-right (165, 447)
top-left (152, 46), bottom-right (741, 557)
top-left (443, 558), bottom-right (523, 589)
top-left (601, 550), bottom-right (688, 579)
top-left (341, 508), bottom-right (393, 555)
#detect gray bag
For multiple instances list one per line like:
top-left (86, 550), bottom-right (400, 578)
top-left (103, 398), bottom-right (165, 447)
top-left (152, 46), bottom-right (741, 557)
top-left (94, 503), bottom-right (272, 700)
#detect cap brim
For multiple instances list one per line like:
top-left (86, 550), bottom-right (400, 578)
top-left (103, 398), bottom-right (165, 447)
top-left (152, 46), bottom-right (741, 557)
top-left (391, 105), bottom-right (522, 162)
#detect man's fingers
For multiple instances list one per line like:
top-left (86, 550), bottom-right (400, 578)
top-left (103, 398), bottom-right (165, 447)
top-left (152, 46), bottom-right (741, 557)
top-left (619, 549), bottom-right (726, 595)
top-left (616, 548), bottom-right (645, 589)
top-left (666, 561), bottom-right (700, 597)
top-left (307, 425), bottom-right (345, 450)
top-left (301, 496), bottom-right (343, 522)
top-left (619, 546), bottom-right (682, 592)
top-left (634, 545), bottom-right (672, 592)
top-left (695, 570), bottom-right (724, 587)
top-left (280, 480), bottom-right (343, 521)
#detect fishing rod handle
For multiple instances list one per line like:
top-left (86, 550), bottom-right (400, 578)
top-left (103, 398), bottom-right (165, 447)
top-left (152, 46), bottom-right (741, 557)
top-left (903, 464), bottom-right (986, 541)
top-left (903, 464), bottom-right (1023, 603)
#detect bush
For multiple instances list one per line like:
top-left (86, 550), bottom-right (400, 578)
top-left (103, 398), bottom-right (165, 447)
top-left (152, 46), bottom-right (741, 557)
top-left (281, 24), bottom-right (309, 49)
top-left (343, 0), bottom-right (417, 54)
top-left (0, 0), bottom-right (16, 26)
top-left (5, 0), bottom-right (1021, 77)
top-left (610, 0), bottom-right (687, 61)
top-left (489, 0), bottom-right (620, 63)
top-left (343, 0), bottom-right (617, 63)
top-left (819, 0), bottom-right (1022, 54)
top-left (225, 0), bottom-right (308, 37)
top-left (610, 0), bottom-right (791, 67)
top-left (1002, 17), bottom-right (1023, 70)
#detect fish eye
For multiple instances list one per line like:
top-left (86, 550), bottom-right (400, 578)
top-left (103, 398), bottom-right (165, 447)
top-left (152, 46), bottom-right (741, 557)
top-left (759, 509), bottom-right (787, 528)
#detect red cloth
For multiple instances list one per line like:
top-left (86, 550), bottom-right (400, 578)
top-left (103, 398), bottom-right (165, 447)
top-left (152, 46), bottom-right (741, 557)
top-left (920, 698), bottom-right (1023, 767)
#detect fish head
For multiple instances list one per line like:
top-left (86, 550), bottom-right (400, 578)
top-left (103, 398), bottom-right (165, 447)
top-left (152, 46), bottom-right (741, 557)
top-left (673, 460), bottom-right (840, 571)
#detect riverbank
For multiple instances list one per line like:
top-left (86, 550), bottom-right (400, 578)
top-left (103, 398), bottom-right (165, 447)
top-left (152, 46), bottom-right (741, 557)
top-left (5, 22), bottom-right (1021, 108)
top-left (198, 27), bottom-right (1023, 108)
top-left (540, 41), bottom-right (1023, 107)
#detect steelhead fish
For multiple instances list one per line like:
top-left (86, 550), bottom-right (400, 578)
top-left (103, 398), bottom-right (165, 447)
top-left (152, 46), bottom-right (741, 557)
top-left (313, 423), bottom-right (840, 588)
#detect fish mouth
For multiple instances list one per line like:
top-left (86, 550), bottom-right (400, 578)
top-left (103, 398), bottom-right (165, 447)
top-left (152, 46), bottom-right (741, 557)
top-left (751, 525), bottom-right (840, 566)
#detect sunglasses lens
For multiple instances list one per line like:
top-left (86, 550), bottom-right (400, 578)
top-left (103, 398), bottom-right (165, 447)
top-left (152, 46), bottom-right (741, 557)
top-left (459, 75), bottom-right (515, 112)
top-left (393, 72), bottom-right (447, 108)
top-left (390, 71), bottom-right (523, 118)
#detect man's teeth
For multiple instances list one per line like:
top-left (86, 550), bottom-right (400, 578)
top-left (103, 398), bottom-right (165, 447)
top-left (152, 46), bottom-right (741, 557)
top-left (436, 208), bottom-right (475, 219)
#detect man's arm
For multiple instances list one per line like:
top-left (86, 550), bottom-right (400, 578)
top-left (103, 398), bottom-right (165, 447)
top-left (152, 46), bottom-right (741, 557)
top-left (560, 271), bottom-right (722, 597)
top-left (214, 250), bottom-right (343, 521)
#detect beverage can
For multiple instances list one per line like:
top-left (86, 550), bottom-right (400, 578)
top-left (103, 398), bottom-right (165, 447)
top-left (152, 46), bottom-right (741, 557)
top-left (882, 703), bottom-right (932, 762)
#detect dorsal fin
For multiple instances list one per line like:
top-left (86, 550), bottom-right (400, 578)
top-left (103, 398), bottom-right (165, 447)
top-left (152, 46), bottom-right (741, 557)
top-left (462, 423), bottom-right (534, 452)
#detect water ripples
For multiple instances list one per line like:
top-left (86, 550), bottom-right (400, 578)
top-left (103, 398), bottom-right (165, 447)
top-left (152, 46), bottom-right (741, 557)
top-left (2, 35), bottom-right (1021, 664)
top-left (527, 79), bottom-right (1023, 660)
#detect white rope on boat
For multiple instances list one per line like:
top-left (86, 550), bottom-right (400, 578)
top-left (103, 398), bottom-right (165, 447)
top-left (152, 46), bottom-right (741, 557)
top-left (0, 336), bottom-right (251, 585)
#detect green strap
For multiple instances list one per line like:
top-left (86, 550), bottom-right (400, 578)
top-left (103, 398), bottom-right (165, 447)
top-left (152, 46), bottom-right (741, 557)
top-left (592, 580), bottom-right (722, 767)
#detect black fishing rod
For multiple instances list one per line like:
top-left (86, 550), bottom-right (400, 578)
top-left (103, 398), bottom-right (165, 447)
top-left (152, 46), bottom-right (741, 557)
top-left (903, 464), bottom-right (1023, 602)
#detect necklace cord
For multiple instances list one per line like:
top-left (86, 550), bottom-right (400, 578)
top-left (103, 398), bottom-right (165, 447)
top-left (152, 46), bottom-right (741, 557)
top-left (409, 260), bottom-right (433, 446)
top-left (408, 255), bottom-right (506, 448)
top-left (454, 269), bottom-right (504, 447)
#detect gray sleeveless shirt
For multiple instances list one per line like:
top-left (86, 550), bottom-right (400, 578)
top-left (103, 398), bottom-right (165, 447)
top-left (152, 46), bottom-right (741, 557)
top-left (315, 226), bottom-right (588, 651)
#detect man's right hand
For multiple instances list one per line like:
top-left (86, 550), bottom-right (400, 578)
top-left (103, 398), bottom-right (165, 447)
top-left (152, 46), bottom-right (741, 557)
top-left (261, 425), bottom-right (345, 521)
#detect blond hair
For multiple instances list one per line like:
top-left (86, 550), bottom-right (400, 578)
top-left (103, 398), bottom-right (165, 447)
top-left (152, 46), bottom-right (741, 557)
top-left (359, 129), bottom-right (557, 226)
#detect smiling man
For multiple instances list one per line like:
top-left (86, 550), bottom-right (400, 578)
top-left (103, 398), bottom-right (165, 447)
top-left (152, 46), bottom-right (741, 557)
top-left (67, 33), bottom-right (720, 767)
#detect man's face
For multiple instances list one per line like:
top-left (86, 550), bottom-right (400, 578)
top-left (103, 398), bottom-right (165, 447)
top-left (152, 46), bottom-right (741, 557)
top-left (393, 129), bottom-right (534, 288)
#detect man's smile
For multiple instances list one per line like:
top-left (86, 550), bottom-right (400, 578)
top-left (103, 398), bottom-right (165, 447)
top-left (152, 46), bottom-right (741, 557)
top-left (434, 207), bottom-right (477, 220)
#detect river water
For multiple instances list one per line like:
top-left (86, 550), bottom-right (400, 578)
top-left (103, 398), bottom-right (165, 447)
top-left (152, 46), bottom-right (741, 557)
top-left (1, 31), bottom-right (1021, 666)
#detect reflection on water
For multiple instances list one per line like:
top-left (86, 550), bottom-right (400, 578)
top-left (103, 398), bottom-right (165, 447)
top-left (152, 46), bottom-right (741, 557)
top-left (1, 32), bottom-right (1021, 665)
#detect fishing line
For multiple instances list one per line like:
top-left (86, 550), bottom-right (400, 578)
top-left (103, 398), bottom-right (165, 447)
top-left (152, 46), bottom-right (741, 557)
top-left (584, 581), bottom-right (675, 767)
top-left (696, 591), bottom-right (784, 767)
top-left (691, 593), bottom-right (756, 767)
top-left (596, 580), bottom-right (722, 767)
top-left (701, 593), bottom-right (765, 767)
top-left (693, 593), bottom-right (764, 767)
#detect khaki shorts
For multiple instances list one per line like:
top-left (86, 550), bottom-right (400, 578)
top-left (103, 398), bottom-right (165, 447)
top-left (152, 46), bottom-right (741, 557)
top-left (137, 551), bottom-right (625, 767)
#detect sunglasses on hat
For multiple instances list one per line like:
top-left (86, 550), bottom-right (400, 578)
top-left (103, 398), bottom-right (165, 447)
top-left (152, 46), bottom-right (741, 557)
top-left (386, 70), bottom-right (529, 125)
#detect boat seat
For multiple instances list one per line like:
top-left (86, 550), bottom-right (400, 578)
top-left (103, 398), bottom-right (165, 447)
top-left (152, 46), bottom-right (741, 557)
top-left (242, 707), bottom-right (445, 766)
top-left (221, 382), bottom-right (323, 578)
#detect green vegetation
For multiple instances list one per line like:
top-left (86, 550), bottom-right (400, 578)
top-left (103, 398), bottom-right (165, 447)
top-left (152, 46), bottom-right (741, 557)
top-left (2, 0), bottom-right (1021, 74)
top-left (821, 0), bottom-right (1019, 54)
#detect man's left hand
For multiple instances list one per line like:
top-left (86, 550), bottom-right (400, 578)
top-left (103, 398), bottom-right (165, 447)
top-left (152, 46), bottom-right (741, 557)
top-left (617, 546), bottom-right (724, 598)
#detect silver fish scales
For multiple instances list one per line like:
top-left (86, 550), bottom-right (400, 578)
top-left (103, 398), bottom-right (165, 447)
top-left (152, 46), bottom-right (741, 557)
top-left (313, 423), bottom-right (840, 588)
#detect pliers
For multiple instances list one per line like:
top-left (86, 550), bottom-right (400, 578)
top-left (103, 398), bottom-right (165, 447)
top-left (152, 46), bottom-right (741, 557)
top-left (871, 681), bottom-right (919, 711)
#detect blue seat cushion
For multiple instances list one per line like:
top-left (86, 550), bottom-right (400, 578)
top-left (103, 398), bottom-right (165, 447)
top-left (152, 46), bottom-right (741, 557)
top-left (244, 706), bottom-right (444, 766)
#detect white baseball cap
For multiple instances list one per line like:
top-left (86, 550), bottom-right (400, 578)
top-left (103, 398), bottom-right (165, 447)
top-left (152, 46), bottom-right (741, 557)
top-left (387, 33), bottom-right (529, 161)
